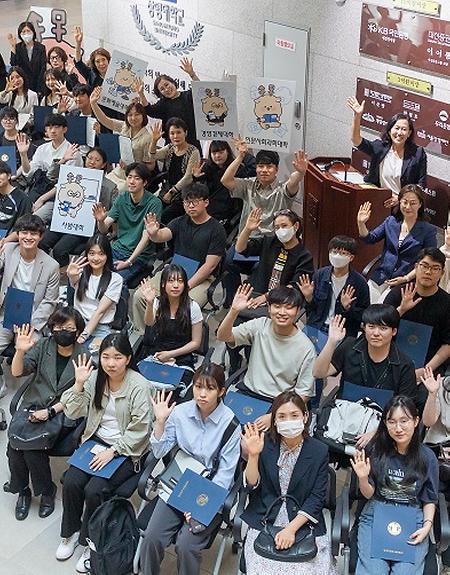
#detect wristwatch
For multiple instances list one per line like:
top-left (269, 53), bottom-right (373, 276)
top-left (47, 406), bottom-right (57, 419)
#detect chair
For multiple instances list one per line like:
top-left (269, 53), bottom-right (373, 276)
top-left (362, 254), bottom-right (382, 281)
top-left (133, 450), bottom-right (244, 574)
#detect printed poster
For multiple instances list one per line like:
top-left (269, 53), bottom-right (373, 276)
top-left (240, 77), bottom-right (297, 153)
top-left (50, 165), bottom-right (103, 238)
top-left (99, 49), bottom-right (148, 114)
top-left (192, 81), bottom-right (238, 142)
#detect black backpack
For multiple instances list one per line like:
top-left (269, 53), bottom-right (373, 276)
top-left (87, 496), bottom-right (139, 575)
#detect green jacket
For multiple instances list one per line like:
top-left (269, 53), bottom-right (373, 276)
top-left (61, 369), bottom-right (154, 461)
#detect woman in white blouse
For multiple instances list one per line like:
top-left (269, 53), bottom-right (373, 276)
top-left (0, 66), bottom-right (38, 114)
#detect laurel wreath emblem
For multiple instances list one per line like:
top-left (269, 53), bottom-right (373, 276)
top-left (131, 4), bottom-right (204, 56)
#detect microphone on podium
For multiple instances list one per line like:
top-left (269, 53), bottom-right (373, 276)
top-left (324, 159), bottom-right (348, 182)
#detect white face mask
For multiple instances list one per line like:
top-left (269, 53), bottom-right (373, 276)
top-left (329, 251), bottom-right (351, 268)
top-left (275, 226), bottom-right (296, 244)
top-left (21, 33), bottom-right (33, 44)
top-left (276, 419), bottom-right (305, 438)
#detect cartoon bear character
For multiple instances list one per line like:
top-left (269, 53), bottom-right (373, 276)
top-left (253, 84), bottom-right (282, 129)
top-left (201, 88), bottom-right (229, 126)
top-left (108, 61), bottom-right (137, 100)
top-left (58, 173), bottom-right (86, 218)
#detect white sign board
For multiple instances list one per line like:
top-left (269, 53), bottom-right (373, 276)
top-left (192, 81), bottom-right (238, 142)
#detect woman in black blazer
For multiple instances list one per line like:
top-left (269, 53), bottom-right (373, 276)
top-left (8, 21), bottom-right (47, 96)
top-left (347, 97), bottom-right (427, 210)
top-left (241, 391), bottom-right (337, 574)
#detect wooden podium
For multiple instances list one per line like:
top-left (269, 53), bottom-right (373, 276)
top-left (303, 157), bottom-right (391, 273)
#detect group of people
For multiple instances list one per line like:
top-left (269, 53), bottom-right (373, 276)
top-left (0, 18), bottom-right (449, 575)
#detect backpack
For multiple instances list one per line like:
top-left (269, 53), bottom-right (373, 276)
top-left (86, 496), bottom-right (139, 575)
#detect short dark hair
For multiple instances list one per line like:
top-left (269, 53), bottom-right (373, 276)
top-left (182, 183), bottom-right (209, 201)
top-left (394, 184), bottom-right (426, 222)
top-left (18, 21), bottom-right (37, 42)
top-left (153, 74), bottom-right (177, 98)
top-left (328, 235), bottom-right (358, 255)
top-left (416, 247), bottom-right (446, 268)
top-left (255, 150), bottom-right (279, 167)
top-left (0, 161), bottom-right (12, 176)
top-left (86, 146), bottom-right (108, 166)
top-left (362, 304), bottom-right (400, 329)
top-left (47, 45), bottom-right (68, 64)
top-left (0, 106), bottom-right (19, 121)
top-left (44, 113), bottom-right (67, 128)
top-left (166, 116), bottom-right (188, 133)
top-left (124, 162), bottom-right (152, 185)
top-left (125, 102), bottom-right (148, 128)
top-left (47, 305), bottom-right (85, 334)
top-left (267, 285), bottom-right (302, 308)
top-left (72, 83), bottom-right (93, 97)
top-left (14, 214), bottom-right (46, 235)
top-left (193, 362), bottom-right (225, 391)
top-left (269, 391), bottom-right (309, 443)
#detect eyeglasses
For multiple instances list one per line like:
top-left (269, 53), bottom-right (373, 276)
top-left (418, 262), bottom-right (442, 274)
top-left (183, 199), bottom-right (202, 207)
top-left (49, 55), bottom-right (62, 61)
top-left (400, 200), bottom-right (419, 207)
top-left (386, 417), bottom-right (414, 429)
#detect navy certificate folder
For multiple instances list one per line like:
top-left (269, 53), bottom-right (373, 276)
top-left (68, 439), bottom-right (126, 479)
top-left (224, 391), bottom-right (271, 425)
top-left (371, 502), bottom-right (416, 563)
top-left (233, 252), bottom-right (260, 263)
top-left (66, 115), bottom-right (88, 145)
top-left (396, 319), bottom-right (432, 368)
top-left (138, 359), bottom-right (184, 387)
top-left (341, 381), bottom-right (393, 409)
top-left (302, 325), bottom-right (328, 354)
top-left (33, 105), bottom-right (53, 133)
top-left (171, 253), bottom-right (200, 280)
top-left (0, 146), bottom-right (17, 175)
top-left (3, 287), bottom-right (34, 330)
top-left (167, 468), bottom-right (228, 526)
top-left (98, 133), bottom-right (121, 163)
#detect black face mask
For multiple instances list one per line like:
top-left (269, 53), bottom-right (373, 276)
top-left (52, 329), bottom-right (77, 347)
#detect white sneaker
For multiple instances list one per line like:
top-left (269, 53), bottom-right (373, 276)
top-left (75, 547), bottom-right (90, 573)
top-left (56, 532), bottom-right (79, 560)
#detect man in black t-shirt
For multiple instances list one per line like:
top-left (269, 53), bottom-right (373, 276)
top-left (132, 183), bottom-right (226, 333)
top-left (0, 160), bottom-right (31, 247)
top-left (385, 247), bottom-right (450, 380)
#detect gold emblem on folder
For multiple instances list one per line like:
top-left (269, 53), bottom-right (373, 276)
top-left (160, 370), bottom-right (169, 377)
top-left (243, 406), bottom-right (254, 416)
top-left (196, 493), bottom-right (209, 507)
top-left (387, 521), bottom-right (402, 536)
top-left (407, 335), bottom-right (419, 346)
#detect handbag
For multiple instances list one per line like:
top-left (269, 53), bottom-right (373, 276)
top-left (8, 406), bottom-right (64, 451)
top-left (253, 495), bottom-right (318, 563)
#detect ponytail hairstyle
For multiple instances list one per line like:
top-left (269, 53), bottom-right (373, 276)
top-left (76, 234), bottom-right (113, 302)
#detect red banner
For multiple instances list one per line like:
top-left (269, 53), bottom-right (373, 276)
top-left (356, 77), bottom-right (450, 158)
top-left (360, 3), bottom-right (450, 77)
top-left (352, 149), bottom-right (449, 229)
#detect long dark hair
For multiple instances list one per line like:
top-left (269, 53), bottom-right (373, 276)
top-left (94, 333), bottom-right (134, 409)
top-left (9, 66), bottom-right (29, 107)
top-left (76, 234), bottom-right (113, 302)
top-left (381, 113), bottom-right (415, 148)
top-left (393, 184), bottom-right (426, 222)
top-left (156, 264), bottom-right (191, 338)
top-left (371, 395), bottom-right (426, 486)
top-left (269, 390), bottom-right (309, 443)
top-left (207, 140), bottom-right (235, 172)
top-left (42, 68), bottom-right (65, 103)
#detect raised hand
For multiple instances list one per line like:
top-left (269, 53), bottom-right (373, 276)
top-left (347, 96), bottom-right (365, 116)
top-left (90, 86), bottom-right (101, 105)
top-left (144, 212), bottom-right (160, 237)
top-left (420, 366), bottom-right (442, 395)
top-left (232, 136), bottom-right (248, 157)
top-left (357, 201), bottom-right (371, 225)
top-left (292, 150), bottom-right (308, 174)
top-left (179, 57), bottom-right (195, 78)
top-left (131, 77), bottom-right (144, 95)
top-left (151, 121), bottom-right (163, 143)
top-left (398, 282), bottom-right (421, 314)
top-left (4, 76), bottom-right (16, 93)
top-left (72, 354), bottom-right (94, 386)
top-left (140, 277), bottom-right (156, 305)
top-left (92, 202), bottom-right (107, 222)
top-left (57, 95), bottom-right (71, 114)
top-left (150, 390), bottom-right (175, 422)
top-left (16, 133), bottom-right (30, 155)
top-left (350, 448), bottom-right (371, 478)
top-left (7, 33), bottom-right (17, 50)
top-left (297, 274), bottom-right (314, 301)
top-left (231, 283), bottom-right (253, 313)
top-left (61, 143), bottom-right (79, 163)
top-left (245, 207), bottom-right (262, 232)
top-left (73, 26), bottom-right (83, 46)
top-left (328, 314), bottom-right (346, 344)
top-left (191, 160), bottom-right (206, 179)
top-left (67, 255), bottom-right (89, 281)
top-left (241, 423), bottom-right (265, 456)
top-left (340, 285), bottom-right (356, 310)
top-left (14, 324), bottom-right (35, 353)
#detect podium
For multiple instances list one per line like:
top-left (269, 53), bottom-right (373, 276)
top-left (303, 157), bottom-right (391, 272)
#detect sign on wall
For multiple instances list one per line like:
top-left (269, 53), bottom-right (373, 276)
top-left (359, 3), bottom-right (450, 77)
top-left (240, 77), bottom-right (297, 153)
top-left (192, 81), bottom-right (238, 142)
top-left (99, 50), bottom-right (148, 114)
top-left (50, 165), bottom-right (103, 238)
top-left (356, 77), bottom-right (450, 158)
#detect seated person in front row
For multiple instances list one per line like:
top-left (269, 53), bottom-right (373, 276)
top-left (140, 363), bottom-right (241, 575)
top-left (0, 214), bottom-right (59, 396)
top-left (132, 183), bottom-right (227, 333)
top-left (313, 305), bottom-right (419, 448)
top-left (385, 247), bottom-right (450, 380)
top-left (241, 391), bottom-right (337, 575)
top-left (217, 284), bottom-right (316, 430)
top-left (93, 162), bottom-right (162, 286)
top-left (298, 235), bottom-right (369, 338)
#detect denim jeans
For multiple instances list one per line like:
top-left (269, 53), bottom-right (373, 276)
top-left (222, 245), bottom-right (258, 307)
top-left (112, 247), bottom-right (146, 286)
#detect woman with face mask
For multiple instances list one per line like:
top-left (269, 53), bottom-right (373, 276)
top-left (240, 391), bottom-right (337, 574)
top-left (5, 307), bottom-right (87, 522)
top-left (8, 21), bottom-right (47, 96)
